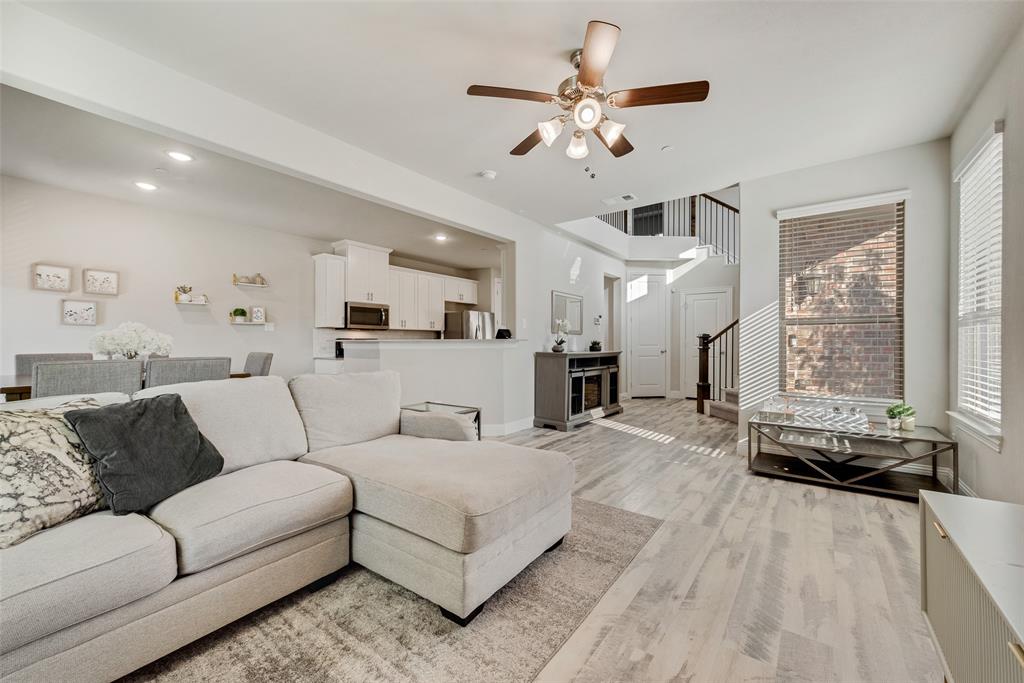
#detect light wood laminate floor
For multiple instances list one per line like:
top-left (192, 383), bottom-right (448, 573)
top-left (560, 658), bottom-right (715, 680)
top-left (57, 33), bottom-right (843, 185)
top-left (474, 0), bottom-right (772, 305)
top-left (499, 398), bottom-right (941, 683)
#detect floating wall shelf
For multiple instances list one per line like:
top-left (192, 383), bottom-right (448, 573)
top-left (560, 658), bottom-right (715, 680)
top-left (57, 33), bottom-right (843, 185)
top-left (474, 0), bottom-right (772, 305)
top-left (230, 321), bottom-right (269, 326)
top-left (232, 273), bottom-right (269, 287)
top-left (175, 301), bottom-right (208, 306)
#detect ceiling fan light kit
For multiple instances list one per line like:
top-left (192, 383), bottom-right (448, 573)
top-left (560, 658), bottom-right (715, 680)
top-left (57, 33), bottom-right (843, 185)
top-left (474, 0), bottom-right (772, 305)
top-left (467, 19), bottom-right (710, 161)
top-left (566, 130), bottom-right (589, 160)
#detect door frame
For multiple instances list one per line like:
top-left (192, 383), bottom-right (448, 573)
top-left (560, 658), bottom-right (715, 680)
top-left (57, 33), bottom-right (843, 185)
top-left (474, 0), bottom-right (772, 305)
top-left (679, 285), bottom-right (734, 399)
top-left (626, 268), bottom-right (671, 398)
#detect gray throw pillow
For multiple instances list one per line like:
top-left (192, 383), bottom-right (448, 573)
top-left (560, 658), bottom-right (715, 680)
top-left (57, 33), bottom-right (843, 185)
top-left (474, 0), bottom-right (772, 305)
top-left (65, 394), bottom-right (223, 514)
top-left (0, 398), bottom-right (106, 548)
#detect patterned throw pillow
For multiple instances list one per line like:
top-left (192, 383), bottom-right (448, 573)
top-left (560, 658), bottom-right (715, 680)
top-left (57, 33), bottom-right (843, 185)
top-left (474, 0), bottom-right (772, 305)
top-left (0, 399), bottom-right (106, 548)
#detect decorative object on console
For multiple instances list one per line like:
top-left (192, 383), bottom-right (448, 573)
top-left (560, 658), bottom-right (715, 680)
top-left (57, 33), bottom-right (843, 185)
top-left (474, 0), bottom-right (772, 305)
top-left (233, 273), bottom-right (269, 287)
top-left (250, 306), bottom-right (266, 323)
top-left (32, 263), bottom-right (71, 291)
top-left (589, 340), bottom-right (602, 351)
top-left (231, 308), bottom-right (248, 323)
top-left (551, 319), bottom-right (569, 352)
top-left (495, 328), bottom-right (512, 339)
top-left (90, 322), bottom-right (173, 359)
top-left (885, 401), bottom-right (916, 431)
top-left (83, 268), bottom-right (119, 295)
top-left (0, 398), bottom-right (105, 548)
top-left (64, 394), bottom-right (224, 514)
top-left (61, 299), bottom-right (97, 326)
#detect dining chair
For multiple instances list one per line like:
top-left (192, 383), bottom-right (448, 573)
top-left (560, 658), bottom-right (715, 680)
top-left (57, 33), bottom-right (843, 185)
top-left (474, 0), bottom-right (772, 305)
top-left (144, 357), bottom-right (231, 388)
top-left (15, 353), bottom-right (93, 377)
top-left (243, 352), bottom-right (273, 377)
top-left (32, 360), bottom-right (144, 398)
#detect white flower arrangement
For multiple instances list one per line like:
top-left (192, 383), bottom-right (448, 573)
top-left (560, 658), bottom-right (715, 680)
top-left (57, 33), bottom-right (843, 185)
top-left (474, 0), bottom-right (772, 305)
top-left (90, 322), bottom-right (173, 360)
top-left (553, 318), bottom-right (569, 345)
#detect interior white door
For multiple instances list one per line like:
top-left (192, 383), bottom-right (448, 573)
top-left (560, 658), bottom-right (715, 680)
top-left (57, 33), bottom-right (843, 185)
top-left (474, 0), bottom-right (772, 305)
top-left (628, 273), bottom-right (667, 397)
top-left (682, 290), bottom-right (732, 398)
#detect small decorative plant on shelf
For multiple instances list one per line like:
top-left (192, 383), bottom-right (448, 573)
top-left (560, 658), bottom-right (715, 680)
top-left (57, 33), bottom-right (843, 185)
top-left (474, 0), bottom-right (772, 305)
top-left (90, 322), bottom-right (172, 360)
top-left (589, 340), bottom-right (602, 352)
top-left (231, 308), bottom-right (249, 323)
top-left (174, 285), bottom-right (193, 303)
top-left (551, 319), bottom-right (569, 353)
top-left (885, 402), bottom-right (916, 431)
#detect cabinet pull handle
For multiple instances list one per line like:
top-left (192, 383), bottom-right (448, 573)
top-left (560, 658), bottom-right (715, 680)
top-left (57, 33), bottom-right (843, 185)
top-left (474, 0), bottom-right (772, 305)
top-left (1010, 642), bottom-right (1024, 670)
top-left (932, 521), bottom-right (948, 539)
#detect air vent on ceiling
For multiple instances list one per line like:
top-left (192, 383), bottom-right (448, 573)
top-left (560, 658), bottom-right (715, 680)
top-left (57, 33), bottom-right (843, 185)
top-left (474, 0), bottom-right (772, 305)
top-left (601, 193), bottom-right (637, 206)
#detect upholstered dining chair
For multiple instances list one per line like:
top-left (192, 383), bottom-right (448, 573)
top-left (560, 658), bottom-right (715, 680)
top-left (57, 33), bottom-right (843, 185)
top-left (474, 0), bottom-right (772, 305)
top-left (144, 357), bottom-right (231, 388)
top-left (31, 360), bottom-right (144, 398)
top-left (243, 352), bottom-right (273, 377)
top-left (15, 353), bottom-right (93, 377)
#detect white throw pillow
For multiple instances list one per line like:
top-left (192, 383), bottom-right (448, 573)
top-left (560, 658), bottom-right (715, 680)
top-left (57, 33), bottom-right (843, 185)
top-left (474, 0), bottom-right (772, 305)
top-left (0, 399), bottom-right (106, 548)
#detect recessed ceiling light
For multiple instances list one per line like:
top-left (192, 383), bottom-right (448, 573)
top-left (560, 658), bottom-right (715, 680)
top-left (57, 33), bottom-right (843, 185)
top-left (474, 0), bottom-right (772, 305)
top-left (166, 151), bottom-right (194, 162)
top-left (661, 145), bottom-right (675, 153)
top-left (435, 234), bottom-right (448, 242)
top-left (477, 169), bottom-right (498, 180)
top-left (134, 181), bottom-right (158, 191)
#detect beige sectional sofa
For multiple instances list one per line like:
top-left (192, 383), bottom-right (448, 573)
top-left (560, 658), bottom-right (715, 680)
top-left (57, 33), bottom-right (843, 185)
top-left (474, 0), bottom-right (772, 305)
top-left (0, 371), bottom-right (573, 682)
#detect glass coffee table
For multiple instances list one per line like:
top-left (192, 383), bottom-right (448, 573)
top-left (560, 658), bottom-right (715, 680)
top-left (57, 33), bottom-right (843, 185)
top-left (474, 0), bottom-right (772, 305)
top-left (402, 401), bottom-right (481, 440)
top-left (748, 410), bottom-right (958, 500)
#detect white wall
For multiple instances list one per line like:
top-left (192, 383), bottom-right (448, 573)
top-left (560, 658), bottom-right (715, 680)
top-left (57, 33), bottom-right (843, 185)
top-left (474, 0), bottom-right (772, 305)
top-left (1, 176), bottom-right (329, 378)
top-left (948, 23), bottom-right (1024, 504)
top-left (738, 139), bottom-right (951, 437)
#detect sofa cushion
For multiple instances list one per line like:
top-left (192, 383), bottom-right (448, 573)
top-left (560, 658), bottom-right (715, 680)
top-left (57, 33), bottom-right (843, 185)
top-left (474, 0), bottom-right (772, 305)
top-left (400, 409), bottom-right (478, 441)
top-left (301, 435), bottom-right (574, 553)
top-left (148, 460), bottom-right (352, 574)
top-left (288, 371), bottom-right (401, 451)
top-left (134, 376), bottom-right (308, 474)
top-left (0, 510), bottom-right (176, 655)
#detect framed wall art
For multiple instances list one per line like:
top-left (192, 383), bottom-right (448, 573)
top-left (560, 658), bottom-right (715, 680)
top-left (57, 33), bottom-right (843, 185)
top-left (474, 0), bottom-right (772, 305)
top-left (83, 269), bottom-right (120, 295)
top-left (33, 263), bottom-right (72, 292)
top-left (62, 300), bottom-right (97, 326)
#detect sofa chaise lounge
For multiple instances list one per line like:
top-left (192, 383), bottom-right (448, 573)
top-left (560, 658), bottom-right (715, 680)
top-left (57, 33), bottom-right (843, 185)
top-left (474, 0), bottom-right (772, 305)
top-left (0, 371), bottom-right (573, 683)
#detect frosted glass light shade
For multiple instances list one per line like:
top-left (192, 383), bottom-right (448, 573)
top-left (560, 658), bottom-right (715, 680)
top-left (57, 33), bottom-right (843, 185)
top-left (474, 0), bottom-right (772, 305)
top-left (601, 118), bottom-right (626, 144)
top-left (538, 117), bottom-right (565, 147)
top-left (566, 131), bottom-right (589, 159)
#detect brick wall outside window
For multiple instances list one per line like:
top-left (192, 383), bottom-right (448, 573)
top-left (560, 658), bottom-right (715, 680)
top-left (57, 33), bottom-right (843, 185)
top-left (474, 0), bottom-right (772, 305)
top-left (779, 202), bottom-right (904, 399)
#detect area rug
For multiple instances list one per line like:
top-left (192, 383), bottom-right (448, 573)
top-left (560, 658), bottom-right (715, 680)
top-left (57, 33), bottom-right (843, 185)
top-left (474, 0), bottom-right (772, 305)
top-left (123, 498), bottom-right (662, 682)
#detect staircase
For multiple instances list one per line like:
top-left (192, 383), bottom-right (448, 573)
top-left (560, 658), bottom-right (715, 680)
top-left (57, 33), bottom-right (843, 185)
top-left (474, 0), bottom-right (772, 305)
top-left (708, 387), bottom-right (738, 423)
top-left (697, 319), bottom-right (738, 423)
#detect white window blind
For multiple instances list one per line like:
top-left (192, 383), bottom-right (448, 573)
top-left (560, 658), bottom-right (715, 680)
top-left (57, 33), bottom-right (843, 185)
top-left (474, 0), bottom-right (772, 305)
top-left (956, 129), bottom-right (1003, 425)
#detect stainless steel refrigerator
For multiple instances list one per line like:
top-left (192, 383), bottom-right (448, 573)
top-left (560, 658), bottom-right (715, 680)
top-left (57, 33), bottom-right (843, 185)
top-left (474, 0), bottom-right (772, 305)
top-left (444, 311), bottom-right (496, 339)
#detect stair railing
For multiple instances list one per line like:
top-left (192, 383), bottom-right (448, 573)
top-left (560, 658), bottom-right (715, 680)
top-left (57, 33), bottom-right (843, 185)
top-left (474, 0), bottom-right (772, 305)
top-left (696, 318), bottom-right (739, 413)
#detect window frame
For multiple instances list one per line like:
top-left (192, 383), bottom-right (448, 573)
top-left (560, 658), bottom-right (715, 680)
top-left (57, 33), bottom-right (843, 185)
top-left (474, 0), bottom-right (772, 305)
top-left (774, 190), bottom-right (910, 406)
top-left (950, 120), bottom-right (1004, 447)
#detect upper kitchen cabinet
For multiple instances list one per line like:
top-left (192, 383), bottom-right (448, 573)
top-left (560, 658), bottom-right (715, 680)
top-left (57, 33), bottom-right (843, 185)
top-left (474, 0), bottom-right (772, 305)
top-left (417, 272), bottom-right (445, 331)
top-left (390, 268), bottom-right (445, 331)
top-left (444, 276), bottom-right (479, 305)
top-left (332, 240), bottom-right (392, 304)
top-left (313, 254), bottom-right (346, 328)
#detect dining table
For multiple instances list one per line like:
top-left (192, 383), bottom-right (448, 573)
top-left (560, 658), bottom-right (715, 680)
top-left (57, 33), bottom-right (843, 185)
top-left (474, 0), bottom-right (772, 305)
top-left (0, 372), bottom-right (251, 403)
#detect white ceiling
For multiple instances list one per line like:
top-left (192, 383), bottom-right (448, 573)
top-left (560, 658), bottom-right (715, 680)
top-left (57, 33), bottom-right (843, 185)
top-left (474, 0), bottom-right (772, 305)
top-left (0, 85), bottom-right (506, 269)
top-left (26, 1), bottom-right (1024, 225)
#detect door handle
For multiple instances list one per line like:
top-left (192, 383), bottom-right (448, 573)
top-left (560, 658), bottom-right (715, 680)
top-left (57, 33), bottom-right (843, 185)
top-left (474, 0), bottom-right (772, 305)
top-left (932, 521), bottom-right (948, 539)
top-left (660, 350), bottom-right (667, 354)
top-left (1010, 642), bottom-right (1024, 670)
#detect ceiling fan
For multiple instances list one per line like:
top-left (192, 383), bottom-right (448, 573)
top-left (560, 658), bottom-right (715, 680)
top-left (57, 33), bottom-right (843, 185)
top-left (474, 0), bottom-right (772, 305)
top-left (467, 20), bottom-right (710, 160)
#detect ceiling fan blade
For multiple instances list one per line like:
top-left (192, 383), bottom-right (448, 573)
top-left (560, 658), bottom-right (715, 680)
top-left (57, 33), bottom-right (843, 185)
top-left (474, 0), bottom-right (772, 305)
top-left (510, 129), bottom-right (544, 156)
top-left (467, 85), bottom-right (558, 104)
top-left (607, 80), bottom-right (710, 108)
top-left (576, 20), bottom-right (621, 88)
top-left (594, 127), bottom-right (634, 157)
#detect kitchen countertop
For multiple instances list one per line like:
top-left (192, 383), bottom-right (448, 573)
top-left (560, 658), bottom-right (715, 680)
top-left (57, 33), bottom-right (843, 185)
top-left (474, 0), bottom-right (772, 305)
top-left (335, 338), bottom-right (522, 344)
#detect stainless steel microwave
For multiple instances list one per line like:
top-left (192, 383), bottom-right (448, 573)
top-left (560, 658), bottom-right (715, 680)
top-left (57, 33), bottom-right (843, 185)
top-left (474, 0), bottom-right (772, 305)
top-left (346, 302), bottom-right (389, 329)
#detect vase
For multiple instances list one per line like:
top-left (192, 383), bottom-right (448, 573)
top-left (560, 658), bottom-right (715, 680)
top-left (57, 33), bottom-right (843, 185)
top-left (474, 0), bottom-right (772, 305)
top-left (234, 316), bottom-right (247, 323)
top-left (551, 343), bottom-right (565, 353)
top-left (901, 416), bottom-right (916, 431)
top-left (886, 417), bottom-right (901, 430)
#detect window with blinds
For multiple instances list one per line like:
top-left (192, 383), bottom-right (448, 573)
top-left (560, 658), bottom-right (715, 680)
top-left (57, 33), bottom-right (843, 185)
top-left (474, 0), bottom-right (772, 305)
top-left (956, 128), bottom-right (1002, 425)
top-left (779, 201), bottom-right (905, 399)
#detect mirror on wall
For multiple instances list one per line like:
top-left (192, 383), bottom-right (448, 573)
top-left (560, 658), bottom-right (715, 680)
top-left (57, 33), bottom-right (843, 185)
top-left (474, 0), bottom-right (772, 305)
top-left (551, 290), bottom-right (583, 335)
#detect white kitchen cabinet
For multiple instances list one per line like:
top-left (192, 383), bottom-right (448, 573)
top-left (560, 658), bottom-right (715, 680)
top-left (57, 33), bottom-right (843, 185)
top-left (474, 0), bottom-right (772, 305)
top-left (332, 240), bottom-right (392, 304)
top-left (389, 269), bottom-right (419, 329)
top-left (443, 276), bottom-right (479, 304)
top-left (313, 254), bottom-right (346, 328)
top-left (417, 273), bottom-right (445, 331)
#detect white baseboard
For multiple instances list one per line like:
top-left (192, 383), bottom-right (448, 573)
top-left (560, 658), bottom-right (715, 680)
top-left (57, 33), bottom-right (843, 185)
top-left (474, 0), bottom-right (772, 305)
top-left (667, 390), bottom-right (686, 399)
top-left (481, 416), bottom-right (535, 438)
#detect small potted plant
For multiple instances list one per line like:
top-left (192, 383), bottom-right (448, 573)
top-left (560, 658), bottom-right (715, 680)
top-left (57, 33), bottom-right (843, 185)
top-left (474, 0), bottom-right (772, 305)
top-left (589, 340), bottom-right (602, 352)
top-left (885, 403), bottom-right (904, 430)
top-left (551, 319), bottom-right (568, 352)
top-left (900, 404), bottom-right (916, 431)
top-left (231, 307), bottom-right (248, 323)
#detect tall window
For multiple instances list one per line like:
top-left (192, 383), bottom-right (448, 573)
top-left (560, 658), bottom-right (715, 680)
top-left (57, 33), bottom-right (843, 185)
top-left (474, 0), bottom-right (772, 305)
top-left (956, 126), bottom-right (1003, 425)
top-left (778, 199), bottom-right (905, 399)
